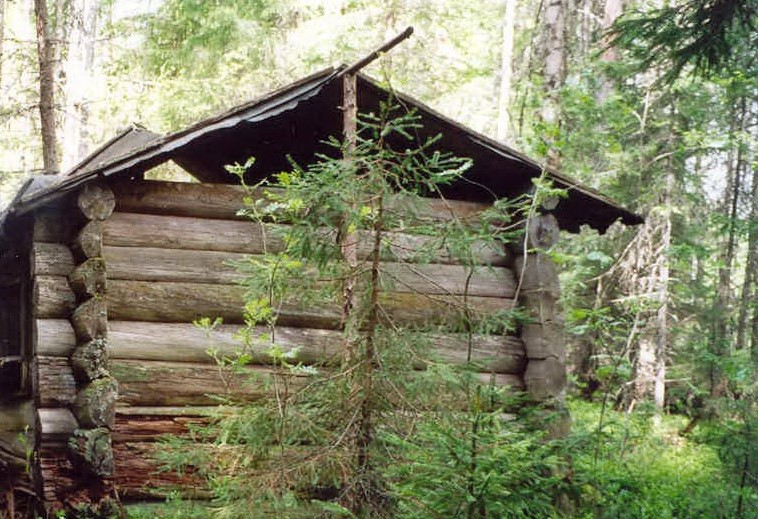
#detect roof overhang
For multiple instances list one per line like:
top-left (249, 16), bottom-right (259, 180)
top-left (2, 65), bottom-right (642, 235)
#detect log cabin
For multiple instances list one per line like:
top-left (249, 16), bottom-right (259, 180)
top-left (0, 66), bottom-right (641, 514)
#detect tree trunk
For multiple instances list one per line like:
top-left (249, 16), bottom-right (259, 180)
top-left (496, 0), bottom-right (515, 143)
top-left (61, 0), bottom-right (99, 170)
top-left (540, 0), bottom-right (567, 169)
top-left (34, 0), bottom-right (59, 172)
top-left (597, 0), bottom-right (624, 102)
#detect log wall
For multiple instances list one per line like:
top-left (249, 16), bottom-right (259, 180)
top-left (29, 179), bottom-right (571, 504)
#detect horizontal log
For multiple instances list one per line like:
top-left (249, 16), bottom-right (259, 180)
top-left (103, 245), bottom-right (515, 297)
top-left (106, 279), bottom-right (513, 328)
top-left (111, 360), bottom-right (313, 407)
top-left (107, 321), bottom-right (524, 374)
top-left (33, 242), bottom-right (75, 276)
top-left (116, 406), bottom-right (222, 416)
top-left (104, 212), bottom-right (282, 255)
top-left (113, 413), bottom-right (210, 443)
top-left (37, 319), bottom-right (526, 376)
top-left (103, 212), bottom-right (509, 267)
top-left (111, 179), bottom-right (491, 223)
top-left (37, 356), bottom-right (77, 407)
top-left (38, 408), bottom-right (78, 440)
top-left (34, 275), bottom-right (76, 318)
top-left (112, 441), bottom-right (205, 500)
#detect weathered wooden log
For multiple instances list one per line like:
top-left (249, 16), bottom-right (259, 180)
top-left (105, 279), bottom-right (513, 328)
top-left (112, 412), bottom-right (210, 443)
top-left (103, 212), bottom-right (509, 267)
top-left (108, 321), bottom-right (525, 374)
top-left (73, 376), bottom-right (119, 428)
top-left (111, 179), bottom-right (491, 223)
top-left (111, 360), bottom-right (310, 406)
top-left (521, 322), bottom-right (565, 361)
top-left (103, 244), bottom-right (515, 297)
top-left (33, 242), bottom-right (75, 276)
top-left (77, 183), bottom-right (115, 221)
top-left (523, 357), bottom-right (566, 400)
top-left (71, 220), bottom-right (104, 261)
top-left (521, 290), bottom-right (561, 323)
top-left (38, 443), bottom-right (76, 507)
top-left (37, 319), bottom-right (77, 357)
top-left (71, 338), bottom-right (109, 382)
top-left (71, 296), bottom-right (108, 341)
top-left (68, 257), bottom-right (107, 298)
top-left (526, 213), bottom-right (560, 249)
top-left (34, 275), bottom-right (76, 318)
top-left (37, 356), bottom-right (77, 407)
top-left (112, 441), bottom-right (206, 500)
top-left (104, 212), bottom-right (282, 255)
top-left (514, 253), bottom-right (560, 297)
top-left (38, 408), bottom-right (78, 440)
top-left (68, 427), bottom-right (114, 477)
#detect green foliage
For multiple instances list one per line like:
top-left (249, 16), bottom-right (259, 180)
top-left (569, 400), bottom-right (746, 519)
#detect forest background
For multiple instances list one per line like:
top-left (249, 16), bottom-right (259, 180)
top-left (0, 0), bottom-right (756, 517)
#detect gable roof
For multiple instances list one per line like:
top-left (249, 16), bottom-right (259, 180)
top-left (2, 66), bottom-right (641, 234)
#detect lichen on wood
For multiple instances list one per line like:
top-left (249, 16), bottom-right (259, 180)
top-left (71, 338), bottom-right (109, 382)
top-left (67, 427), bottom-right (115, 477)
top-left (73, 376), bottom-right (118, 428)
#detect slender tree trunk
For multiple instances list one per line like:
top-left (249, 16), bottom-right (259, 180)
top-left (540, 0), bottom-right (566, 169)
top-left (496, 0), bottom-right (515, 143)
top-left (711, 103), bottom-right (742, 395)
top-left (654, 166), bottom-right (673, 416)
top-left (34, 0), bottom-right (59, 172)
top-left (61, 0), bottom-right (99, 170)
top-left (597, 0), bottom-right (623, 102)
top-left (735, 96), bottom-right (754, 352)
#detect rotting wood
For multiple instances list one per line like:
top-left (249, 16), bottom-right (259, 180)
top-left (105, 279), bottom-right (514, 328)
top-left (71, 296), bottom-right (108, 341)
top-left (112, 413), bottom-right (210, 442)
top-left (521, 322), bottom-right (565, 362)
top-left (34, 275), bottom-right (76, 318)
top-left (77, 182), bottom-right (115, 221)
top-left (68, 257), bottom-right (107, 299)
top-left (514, 253), bottom-right (560, 297)
top-left (71, 220), bottom-right (104, 260)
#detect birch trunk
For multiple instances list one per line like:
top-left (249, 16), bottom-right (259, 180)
top-left (540, 0), bottom-right (566, 169)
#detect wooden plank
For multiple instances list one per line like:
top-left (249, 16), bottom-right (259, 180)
top-left (33, 242), bottom-right (75, 276)
top-left (106, 279), bottom-right (513, 328)
top-left (111, 179), bottom-right (491, 223)
top-left (34, 275), bottom-right (75, 318)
